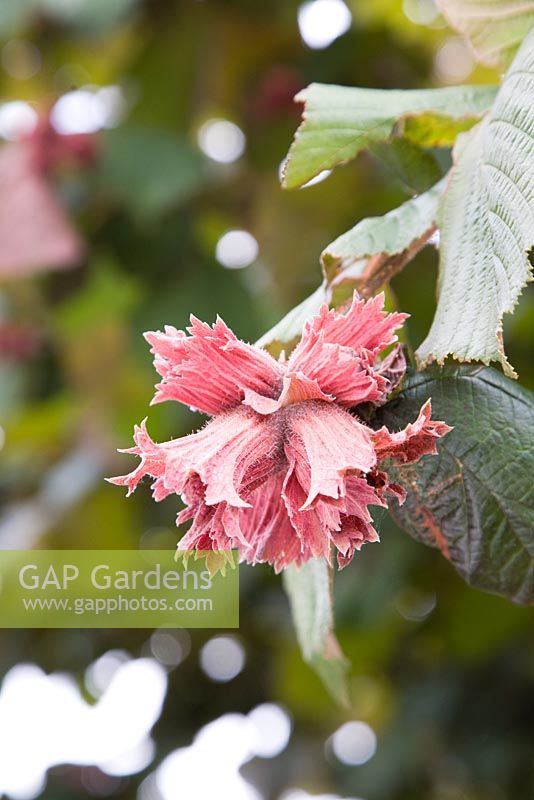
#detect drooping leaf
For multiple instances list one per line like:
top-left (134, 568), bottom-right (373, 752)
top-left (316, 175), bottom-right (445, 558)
top-left (283, 558), bottom-right (350, 705)
top-left (260, 179), bottom-right (445, 346)
top-left (417, 30), bottom-right (534, 377)
top-left (369, 138), bottom-right (445, 195)
top-left (256, 284), bottom-right (330, 355)
top-left (373, 365), bottom-right (534, 604)
top-left (322, 177), bottom-right (445, 288)
top-left (281, 83), bottom-right (497, 189)
top-left (436, 0), bottom-right (534, 68)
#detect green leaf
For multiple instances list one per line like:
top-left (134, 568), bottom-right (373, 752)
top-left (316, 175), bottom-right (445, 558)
top-left (259, 177), bottom-right (444, 346)
top-left (417, 30), bottom-right (534, 377)
top-left (373, 365), bottom-right (534, 604)
top-left (398, 112), bottom-right (481, 148)
top-left (322, 177), bottom-right (445, 287)
top-left (255, 284), bottom-right (330, 355)
top-left (283, 558), bottom-right (350, 705)
top-left (97, 126), bottom-right (204, 220)
top-left (370, 138), bottom-right (445, 194)
top-left (436, 0), bottom-right (534, 68)
top-left (281, 83), bottom-right (497, 189)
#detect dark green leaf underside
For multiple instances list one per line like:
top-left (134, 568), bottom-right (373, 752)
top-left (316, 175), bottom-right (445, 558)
top-left (373, 365), bottom-right (534, 604)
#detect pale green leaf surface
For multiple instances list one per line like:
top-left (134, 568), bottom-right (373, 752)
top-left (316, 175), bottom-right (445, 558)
top-left (436, 0), bottom-right (534, 67)
top-left (322, 178), bottom-right (446, 282)
top-left (417, 30), bottom-right (534, 376)
top-left (283, 559), bottom-right (349, 706)
top-left (282, 83), bottom-right (497, 189)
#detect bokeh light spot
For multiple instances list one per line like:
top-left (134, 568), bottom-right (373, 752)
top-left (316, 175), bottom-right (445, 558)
top-left (200, 636), bottom-right (245, 682)
top-left (215, 230), bottom-right (259, 269)
top-left (402, 0), bottom-right (439, 26)
top-left (85, 650), bottom-right (131, 699)
top-left (298, 0), bottom-right (352, 49)
top-left (248, 703), bottom-right (292, 757)
top-left (197, 118), bottom-right (246, 163)
top-left (0, 101), bottom-right (38, 140)
top-left (51, 86), bottom-right (125, 135)
top-left (434, 37), bottom-right (474, 83)
top-left (2, 39), bottom-right (41, 80)
top-left (330, 721), bottom-right (377, 766)
top-left (150, 630), bottom-right (191, 668)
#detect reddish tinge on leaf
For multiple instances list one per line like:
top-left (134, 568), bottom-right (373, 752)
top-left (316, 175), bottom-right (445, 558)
top-left (110, 293), bottom-right (451, 571)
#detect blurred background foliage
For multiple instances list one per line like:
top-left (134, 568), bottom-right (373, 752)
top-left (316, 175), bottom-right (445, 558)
top-left (0, 1), bottom-right (532, 799)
